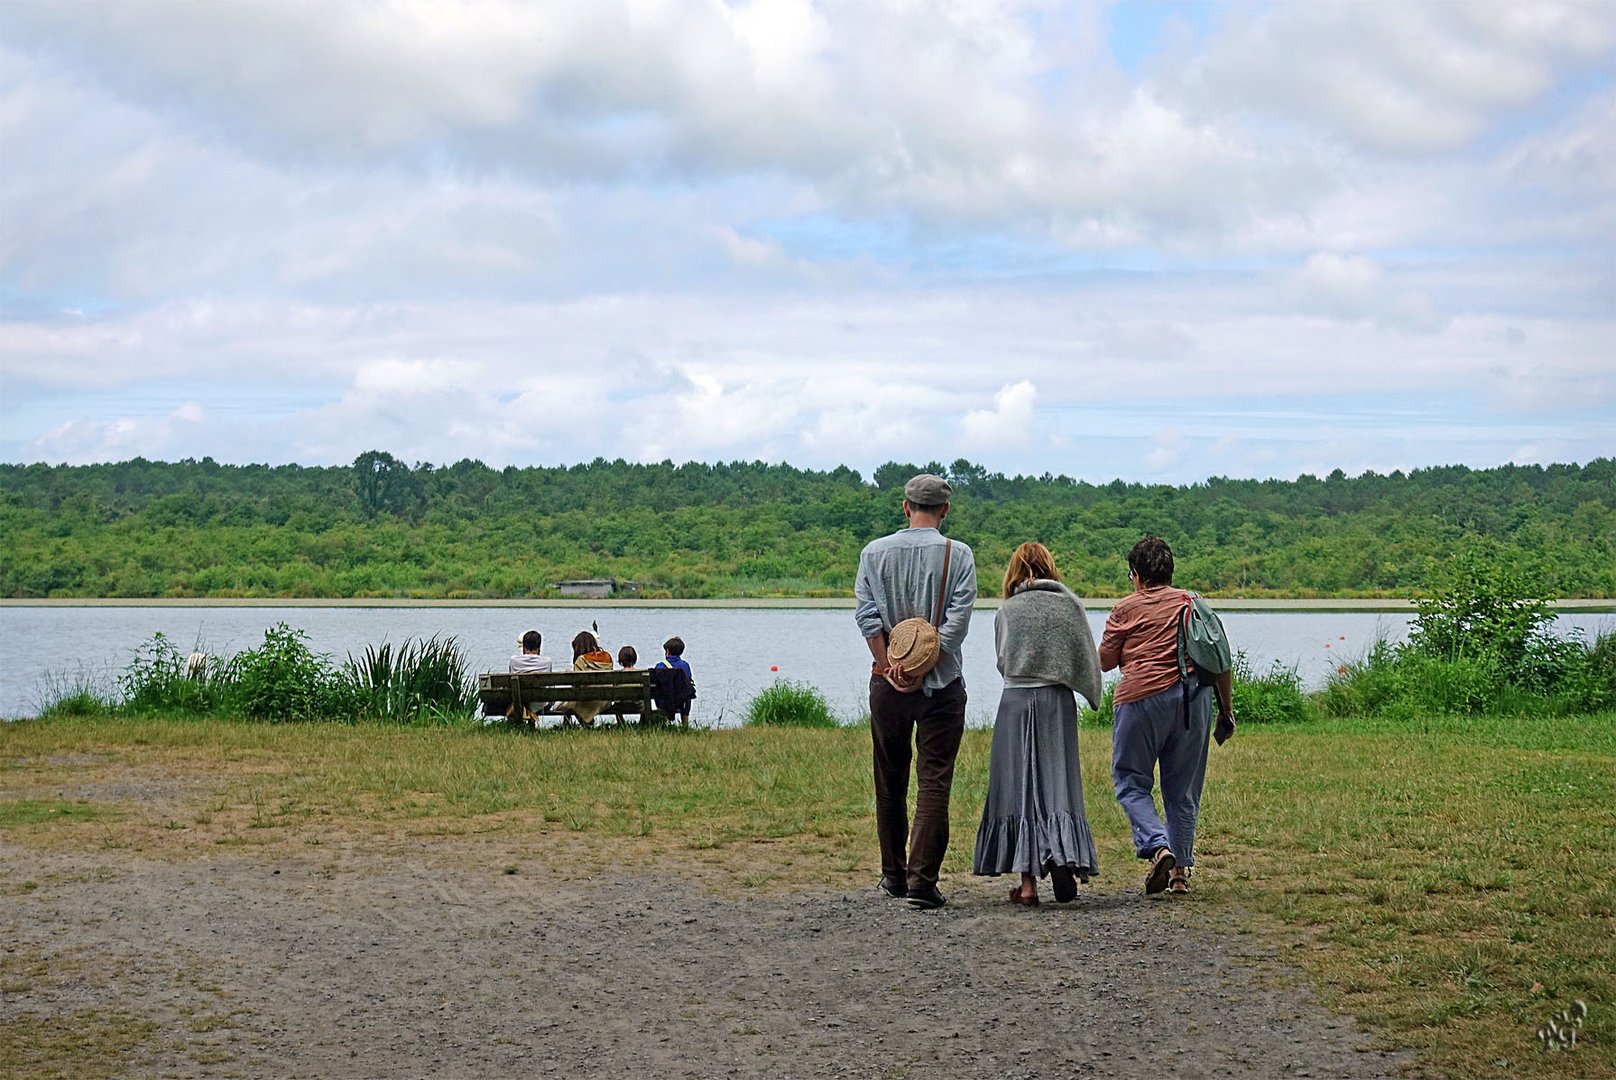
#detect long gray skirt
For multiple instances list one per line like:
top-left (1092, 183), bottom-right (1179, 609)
top-left (972, 685), bottom-right (1099, 881)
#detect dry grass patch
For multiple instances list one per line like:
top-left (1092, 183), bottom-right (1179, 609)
top-left (0, 944), bottom-right (163, 1080)
top-left (0, 1010), bottom-right (159, 1080)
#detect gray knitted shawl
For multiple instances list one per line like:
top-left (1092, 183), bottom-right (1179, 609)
top-left (994, 579), bottom-right (1103, 710)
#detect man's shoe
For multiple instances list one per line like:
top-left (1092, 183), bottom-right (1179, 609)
top-left (1144, 847), bottom-right (1176, 895)
top-left (906, 884), bottom-right (946, 910)
top-left (878, 875), bottom-right (907, 899)
top-left (1167, 866), bottom-right (1191, 894)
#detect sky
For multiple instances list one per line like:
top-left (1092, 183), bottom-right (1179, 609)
top-left (1, 0), bottom-right (1613, 485)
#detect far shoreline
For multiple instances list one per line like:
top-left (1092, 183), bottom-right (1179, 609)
top-left (4, 597), bottom-right (1615, 613)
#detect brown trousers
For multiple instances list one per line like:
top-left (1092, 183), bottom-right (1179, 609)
top-left (869, 676), bottom-right (968, 891)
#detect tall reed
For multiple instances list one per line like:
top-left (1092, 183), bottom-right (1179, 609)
top-left (343, 635), bottom-right (475, 724)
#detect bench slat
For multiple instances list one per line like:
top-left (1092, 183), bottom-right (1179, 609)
top-left (480, 672), bottom-right (651, 689)
top-left (477, 670), bottom-right (655, 718)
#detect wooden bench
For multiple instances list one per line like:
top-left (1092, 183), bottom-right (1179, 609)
top-left (478, 670), bottom-right (659, 726)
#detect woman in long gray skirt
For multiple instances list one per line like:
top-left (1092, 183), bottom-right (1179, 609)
top-left (973, 543), bottom-right (1104, 905)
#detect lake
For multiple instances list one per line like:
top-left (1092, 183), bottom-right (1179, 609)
top-left (0, 604), bottom-right (1609, 723)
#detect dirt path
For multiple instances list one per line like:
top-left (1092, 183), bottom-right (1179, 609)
top-left (2, 837), bottom-right (1407, 1079)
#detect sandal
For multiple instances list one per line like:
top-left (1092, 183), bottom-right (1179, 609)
top-left (1144, 847), bottom-right (1176, 895)
top-left (1008, 886), bottom-right (1039, 906)
top-left (1167, 867), bottom-right (1191, 894)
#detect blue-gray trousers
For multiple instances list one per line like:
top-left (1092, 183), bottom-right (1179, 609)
top-left (1111, 681), bottom-right (1212, 866)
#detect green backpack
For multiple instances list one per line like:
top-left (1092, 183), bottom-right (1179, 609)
top-left (1177, 593), bottom-right (1232, 688)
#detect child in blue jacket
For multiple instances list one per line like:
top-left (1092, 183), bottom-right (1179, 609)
top-left (651, 636), bottom-right (696, 726)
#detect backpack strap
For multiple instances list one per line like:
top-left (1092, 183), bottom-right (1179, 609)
top-left (1177, 593), bottom-right (1194, 682)
top-left (931, 539), bottom-right (953, 628)
top-left (1177, 592), bottom-right (1193, 728)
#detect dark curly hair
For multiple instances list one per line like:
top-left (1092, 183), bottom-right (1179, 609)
top-left (1127, 535), bottom-right (1174, 587)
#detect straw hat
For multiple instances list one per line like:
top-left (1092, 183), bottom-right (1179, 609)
top-left (887, 617), bottom-right (941, 680)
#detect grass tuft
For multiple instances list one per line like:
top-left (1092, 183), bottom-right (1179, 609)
top-left (0, 799), bottom-right (103, 828)
top-left (743, 680), bottom-right (840, 728)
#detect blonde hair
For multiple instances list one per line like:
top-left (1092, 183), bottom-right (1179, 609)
top-left (1003, 541), bottom-right (1059, 598)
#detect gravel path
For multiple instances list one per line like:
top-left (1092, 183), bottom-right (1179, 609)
top-left (1, 839), bottom-right (1408, 1079)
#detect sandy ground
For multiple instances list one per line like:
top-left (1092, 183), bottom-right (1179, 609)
top-left (2, 830), bottom-right (1410, 1080)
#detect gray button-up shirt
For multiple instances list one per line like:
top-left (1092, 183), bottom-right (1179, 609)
top-left (854, 526), bottom-right (977, 694)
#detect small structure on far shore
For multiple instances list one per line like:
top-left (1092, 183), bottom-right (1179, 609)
top-left (555, 579), bottom-right (615, 599)
top-left (554, 579), bottom-right (653, 599)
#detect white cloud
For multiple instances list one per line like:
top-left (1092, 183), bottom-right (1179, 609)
top-left (1291, 253), bottom-right (1446, 333)
top-left (799, 404), bottom-right (924, 460)
top-left (29, 401), bottom-right (208, 464)
top-left (1183, 0), bottom-right (1616, 155)
top-left (662, 374), bottom-right (802, 453)
top-left (715, 226), bottom-right (787, 269)
top-left (1100, 321), bottom-right (1197, 361)
top-left (1143, 428), bottom-right (1183, 472)
top-left (0, 1), bottom-right (1349, 244)
top-left (1503, 89), bottom-right (1616, 194)
top-left (351, 359), bottom-right (478, 396)
top-left (1508, 439), bottom-right (1577, 466)
top-left (961, 380), bottom-right (1038, 448)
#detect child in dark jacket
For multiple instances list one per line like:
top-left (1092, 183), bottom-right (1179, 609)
top-left (650, 636), bottom-right (696, 727)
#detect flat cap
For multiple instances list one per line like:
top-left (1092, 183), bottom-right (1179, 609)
top-left (903, 473), bottom-right (952, 505)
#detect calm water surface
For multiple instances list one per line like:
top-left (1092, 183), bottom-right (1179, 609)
top-left (1, 606), bottom-right (1609, 723)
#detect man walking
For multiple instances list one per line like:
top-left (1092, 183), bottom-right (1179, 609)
top-left (854, 473), bottom-right (977, 909)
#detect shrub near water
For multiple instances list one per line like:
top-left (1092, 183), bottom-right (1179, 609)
top-left (1078, 682), bottom-right (1115, 728)
top-left (1405, 548), bottom-right (1614, 711)
top-left (1318, 549), bottom-right (1616, 719)
top-left (1229, 652), bottom-right (1312, 725)
top-left (120, 632), bottom-right (224, 716)
top-left (225, 623), bottom-right (351, 722)
top-left (744, 680), bottom-right (839, 728)
top-left (344, 636), bottom-right (474, 724)
top-left (1078, 656), bottom-right (1308, 728)
top-left (37, 623), bottom-right (481, 724)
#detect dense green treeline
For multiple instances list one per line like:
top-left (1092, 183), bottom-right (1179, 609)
top-left (1, 454), bottom-right (1612, 598)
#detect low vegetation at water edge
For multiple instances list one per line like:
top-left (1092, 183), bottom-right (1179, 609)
top-left (742, 680), bottom-right (841, 728)
top-left (1319, 553), bottom-right (1616, 719)
top-left (41, 623), bottom-right (474, 725)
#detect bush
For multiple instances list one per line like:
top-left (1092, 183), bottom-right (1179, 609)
top-left (1231, 652), bottom-right (1313, 725)
top-left (744, 680), bottom-right (839, 728)
top-left (1316, 638), bottom-right (1402, 718)
top-left (119, 632), bottom-right (223, 715)
top-left (344, 636), bottom-right (474, 724)
top-left (1409, 549), bottom-right (1555, 684)
top-left (1590, 629), bottom-right (1616, 705)
top-left (225, 623), bottom-right (350, 722)
top-left (1522, 628), bottom-right (1616, 713)
top-left (1321, 637), bottom-right (1501, 719)
top-left (1314, 555), bottom-right (1613, 720)
top-left (1391, 652), bottom-right (1500, 716)
top-left (1319, 628), bottom-right (1614, 720)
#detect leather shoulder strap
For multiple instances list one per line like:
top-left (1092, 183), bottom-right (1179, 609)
top-left (931, 539), bottom-right (953, 627)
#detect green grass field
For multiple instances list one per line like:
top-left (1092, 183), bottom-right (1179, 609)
top-left (3, 712), bottom-right (1611, 1078)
